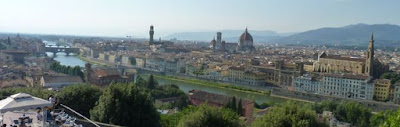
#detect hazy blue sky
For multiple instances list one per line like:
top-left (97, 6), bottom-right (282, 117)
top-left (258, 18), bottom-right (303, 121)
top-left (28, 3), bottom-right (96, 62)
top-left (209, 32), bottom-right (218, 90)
top-left (0, 0), bottom-right (399, 37)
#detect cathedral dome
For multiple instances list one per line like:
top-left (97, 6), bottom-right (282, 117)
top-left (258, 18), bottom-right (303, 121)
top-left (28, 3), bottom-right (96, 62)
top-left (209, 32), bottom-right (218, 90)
top-left (210, 37), bottom-right (216, 44)
top-left (239, 28), bottom-right (253, 44)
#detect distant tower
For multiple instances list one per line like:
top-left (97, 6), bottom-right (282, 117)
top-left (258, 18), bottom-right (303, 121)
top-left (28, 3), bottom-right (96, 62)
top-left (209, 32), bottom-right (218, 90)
top-left (85, 63), bottom-right (92, 83)
top-left (365, 33), bottom-right (374, 76)
top-left (7, 36), bottom-right (10, 45)
top-left (216, 32), bottom-right (222, 43)
top-left (149, 25), bottom-right (154, 42)
top-left (221, 41), bottom-right (226, 51)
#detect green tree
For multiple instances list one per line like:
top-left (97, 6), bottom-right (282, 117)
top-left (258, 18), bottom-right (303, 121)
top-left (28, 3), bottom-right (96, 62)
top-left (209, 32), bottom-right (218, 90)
top-left (0, 87), bottom-right (56, 100)
top-left (380, 72), bottom-right (400, 84)
top-left (382, 108), bottom-right (400, 127)
top-left (57, 84), bottom-right (102, 117)
top-left (135, 76), bottom-right (147, 87)
top-left (252, 101), bottom-right (326, 127)
top-left (151, 84), bottom-right (185, 99)
top-left (90, 83), bottom-right (160, 127)
top-left (175, 94), bottom-right (189, 110)
top-left (161, 106), bottom-right (199, 127)
top-left (148, 74), bottom-right (157, 89)
top-left (230, 96), bottom-right (237, 113)
top-left (177, 104), bottom-right (243, 127)
top-left (370, 110), bottom-right (395, 127)
top-left (237, 99), bottom-right (242, 116)
top-left (334, 101), bottom-right (371, 127)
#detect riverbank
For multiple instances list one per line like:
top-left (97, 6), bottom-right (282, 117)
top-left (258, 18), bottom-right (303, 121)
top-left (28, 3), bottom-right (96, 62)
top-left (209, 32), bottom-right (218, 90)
top-left (76, 55), bottom-right (107, 66)
top-left (153, 75), bottom-right (271, 95)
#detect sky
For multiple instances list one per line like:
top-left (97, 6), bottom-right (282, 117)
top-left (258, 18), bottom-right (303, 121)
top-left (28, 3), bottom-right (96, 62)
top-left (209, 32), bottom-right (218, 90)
top-left (0, 0), bottom-right (399, 37)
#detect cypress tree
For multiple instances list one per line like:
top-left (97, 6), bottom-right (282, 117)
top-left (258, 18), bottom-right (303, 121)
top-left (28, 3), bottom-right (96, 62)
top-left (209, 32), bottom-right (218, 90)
top-left (231, 96), bottom-right (237, 112)
top-left (148, 74), bottom-right (156, 89)
top-left (237, 99), bottom-right (243, 116)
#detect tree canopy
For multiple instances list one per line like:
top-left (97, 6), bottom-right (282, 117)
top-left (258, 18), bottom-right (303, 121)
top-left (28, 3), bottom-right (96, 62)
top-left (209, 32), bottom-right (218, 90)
top-left (313, 100), bottom-right (372, 127)
top-left (90, 83), bottom-right (160, 127)
top-left (252, 101), bottom-right (326, 127)
top-left (50, 62), bottom-right (84, 79)
top-left (381, 108), bottom-right (400, 127)
top-left (177, 104), bottom-right (243, 127)
top-left (57, 84), bottom-right (102, 117)
top-left (0, 87), bottom-right (56, 100)
top-left (380, 72), bottom-right (400, 84)
top-left (148, 74), bottom-right (158, 89)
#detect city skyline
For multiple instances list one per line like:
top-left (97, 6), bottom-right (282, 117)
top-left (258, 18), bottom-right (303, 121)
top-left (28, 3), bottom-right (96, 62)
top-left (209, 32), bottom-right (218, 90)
top-left (1, 0), bottom-right (400, 37)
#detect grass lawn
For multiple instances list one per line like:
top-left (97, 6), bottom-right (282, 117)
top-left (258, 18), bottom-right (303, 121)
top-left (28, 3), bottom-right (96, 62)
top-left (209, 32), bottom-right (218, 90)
top-left (76, 55), bottom-right (107, 66)
top-left (153, 75), bottom-right (271, 95)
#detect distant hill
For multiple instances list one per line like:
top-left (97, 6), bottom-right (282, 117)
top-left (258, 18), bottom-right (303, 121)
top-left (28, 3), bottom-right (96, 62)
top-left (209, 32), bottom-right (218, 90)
top-left (163, 30), bottom-right (294, 42)
top-left (276, 24), bottom-right (400, 47)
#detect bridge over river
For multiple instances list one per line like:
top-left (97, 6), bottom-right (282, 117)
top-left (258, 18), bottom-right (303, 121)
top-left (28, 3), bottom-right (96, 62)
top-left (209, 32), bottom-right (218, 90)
top-left (45, 46), bottom-right (80, 56)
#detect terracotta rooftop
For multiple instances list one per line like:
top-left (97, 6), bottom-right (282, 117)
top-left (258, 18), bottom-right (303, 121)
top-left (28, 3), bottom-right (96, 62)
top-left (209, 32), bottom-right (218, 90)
top-left (321, 55), bottom-right (365, 62)
top-left (188, 89), bottom-right (253, 106)
top-left (323, 73), bottom-right (371, 80)
top-left (94, 68), bottom-right (121, 77)
top-left (43, 76), bottom-right (83, 83)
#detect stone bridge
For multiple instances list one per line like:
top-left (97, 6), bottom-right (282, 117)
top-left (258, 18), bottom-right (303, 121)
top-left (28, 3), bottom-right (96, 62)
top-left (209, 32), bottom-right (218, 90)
top-left (45, 47), bottom-right (80, 56)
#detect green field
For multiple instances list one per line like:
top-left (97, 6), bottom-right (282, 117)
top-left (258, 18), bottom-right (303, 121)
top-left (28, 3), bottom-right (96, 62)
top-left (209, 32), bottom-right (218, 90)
top-left (153, 75), bottom-right (271, 95)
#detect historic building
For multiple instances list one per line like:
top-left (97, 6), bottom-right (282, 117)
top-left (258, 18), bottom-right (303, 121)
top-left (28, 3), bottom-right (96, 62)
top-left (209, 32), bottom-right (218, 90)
top-left (313, 34), bottom-right (388, 78)
top-left (0, 50), bottom-right (29, 63)
top-left (393, 81), bottom-right (400, 104)
top-left (40, 75), bottom-right (83, 89)
top-left (209, 28), bottom-right (256, 53)
top-left (294, 73), bottom-right (375, 100)
top-left (146, 25), bottom-right (173, 51)
top-left (236, 28), bottom-right (255, 52)
top-left (254, 61), bottom-right (304, 89)
top-left (373, 79), bottom-right (392, 101)
top-left (188, 89), bottom-right (254, 118)
top-left (293, 74), bottom-right (320, 93)
top-left (84, 63), bottom-right (135, 86)
top-left (225, 66), bottom-right (267, 86)
top-left (210, 32), bottom-right (226, 52)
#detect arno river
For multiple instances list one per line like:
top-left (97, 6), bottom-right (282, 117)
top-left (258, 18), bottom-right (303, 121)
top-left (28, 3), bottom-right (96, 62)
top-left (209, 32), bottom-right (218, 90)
top-left (46, 41), bottom-right (287, 104)
top-left (44, 41), bottom-right (86, 67)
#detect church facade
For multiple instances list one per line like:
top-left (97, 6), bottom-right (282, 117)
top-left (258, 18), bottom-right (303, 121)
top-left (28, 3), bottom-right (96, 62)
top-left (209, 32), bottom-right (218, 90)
top-left (313, 34), bottom-right (389, 78)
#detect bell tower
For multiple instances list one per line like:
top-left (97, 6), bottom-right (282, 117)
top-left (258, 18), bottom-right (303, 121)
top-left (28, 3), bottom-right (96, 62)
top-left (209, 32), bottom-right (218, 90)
top-left (365, 33), bottom-right (374, 76)
top-left (149, 25), bottom-right (154, 42)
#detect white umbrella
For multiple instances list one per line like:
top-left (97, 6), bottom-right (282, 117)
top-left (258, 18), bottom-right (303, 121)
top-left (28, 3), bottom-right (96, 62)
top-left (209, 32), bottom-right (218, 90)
top-left (0, 93), bottom-right (52, 113)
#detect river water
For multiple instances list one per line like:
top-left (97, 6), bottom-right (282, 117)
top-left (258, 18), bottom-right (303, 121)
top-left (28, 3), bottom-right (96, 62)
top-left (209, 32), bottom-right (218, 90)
top-left (45, 40), bottom-right (287, 104)
top-left (44, 41), bottom-right (87, 67)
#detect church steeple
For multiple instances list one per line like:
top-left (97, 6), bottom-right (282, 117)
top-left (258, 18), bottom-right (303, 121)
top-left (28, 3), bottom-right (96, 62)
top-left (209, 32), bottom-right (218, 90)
top-left (365, 33), bottom-right (374, 76)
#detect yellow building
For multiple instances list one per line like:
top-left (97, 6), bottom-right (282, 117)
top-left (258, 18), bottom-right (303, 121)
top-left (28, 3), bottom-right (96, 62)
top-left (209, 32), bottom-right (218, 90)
top-left (227, 66), bottom-right (266, 86)
top-left (374, 79), bottom-right (391, 101)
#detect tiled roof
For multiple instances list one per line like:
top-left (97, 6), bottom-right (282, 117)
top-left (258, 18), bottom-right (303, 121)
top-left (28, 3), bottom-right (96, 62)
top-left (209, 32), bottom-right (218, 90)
top-left (94, 69), bottom-right (120, 77)
top-left (43, 76), bottom-right (83, 83)
top-left (323, 73), bottom-right (371, 80)
top-left (321, 55), bottom-right (365, 62)
top-left (189, 89), bottom-right (253, 106)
